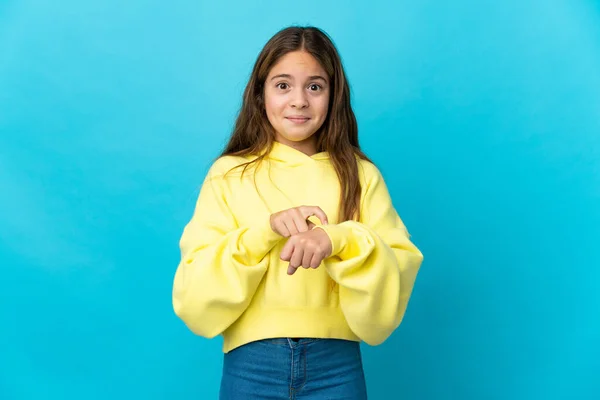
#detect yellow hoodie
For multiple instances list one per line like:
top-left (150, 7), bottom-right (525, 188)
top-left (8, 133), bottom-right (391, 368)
top-left (172, 141), bottom-right (423, 353)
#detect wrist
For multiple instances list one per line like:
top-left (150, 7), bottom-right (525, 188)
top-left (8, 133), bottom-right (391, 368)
top-left (312, 223), bottom-right (348, 258)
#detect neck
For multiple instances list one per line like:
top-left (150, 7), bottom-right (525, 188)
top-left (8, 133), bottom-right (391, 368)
top-left (274, 135), bottom-right (318, 156)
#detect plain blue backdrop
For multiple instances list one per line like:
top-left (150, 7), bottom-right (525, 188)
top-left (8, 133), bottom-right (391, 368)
top-left (1, 0), bottom-right (599, 399)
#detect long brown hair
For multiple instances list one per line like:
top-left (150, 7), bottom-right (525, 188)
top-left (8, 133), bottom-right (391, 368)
top-left (220, 26), bottom-right (371, 222)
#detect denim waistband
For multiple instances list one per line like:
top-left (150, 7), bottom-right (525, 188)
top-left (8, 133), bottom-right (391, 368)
top-left (255, 337), bottom-right (323, 348)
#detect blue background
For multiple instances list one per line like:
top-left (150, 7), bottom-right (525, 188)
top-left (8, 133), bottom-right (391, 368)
top-left (1, 0), bottom-right (599, 399)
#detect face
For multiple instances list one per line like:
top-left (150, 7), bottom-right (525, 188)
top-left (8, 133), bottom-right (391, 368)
top-left (264, 50), bottom-right (330, 154)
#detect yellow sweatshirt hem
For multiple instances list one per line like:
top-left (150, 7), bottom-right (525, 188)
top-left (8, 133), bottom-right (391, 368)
top-left (222, 306), bottom-right (360, 353)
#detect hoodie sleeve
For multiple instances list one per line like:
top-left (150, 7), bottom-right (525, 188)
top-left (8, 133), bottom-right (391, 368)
top-left (315, 163), bottom-right (423, 346)
top-left (172, 158), bottom-right (282, 338)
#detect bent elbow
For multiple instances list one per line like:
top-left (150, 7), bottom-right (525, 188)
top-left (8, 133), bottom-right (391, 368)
top-left (359, 322), bottom-right (396, 346)
top-left (356, 301), bottom-right (409, 346)
top-left (172, 297), bottom-right (223, 339)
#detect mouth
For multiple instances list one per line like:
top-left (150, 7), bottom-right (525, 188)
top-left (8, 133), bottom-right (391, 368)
top-left (285, 116), bottom-right (311, 124)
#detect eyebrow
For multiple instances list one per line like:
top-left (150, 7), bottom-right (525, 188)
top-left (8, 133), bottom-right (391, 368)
top-left (270, 74), bottom-right (328, 83)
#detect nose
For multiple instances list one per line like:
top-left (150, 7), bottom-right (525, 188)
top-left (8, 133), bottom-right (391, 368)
top-left (290, 88), bottom-right (308, 109)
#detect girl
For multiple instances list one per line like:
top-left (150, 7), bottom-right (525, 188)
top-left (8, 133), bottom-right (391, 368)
top-left (172, 26), bottom-right (423, 399)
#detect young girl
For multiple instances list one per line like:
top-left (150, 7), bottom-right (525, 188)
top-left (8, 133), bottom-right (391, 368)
top-left (172, 26), bottom-right (423, 399)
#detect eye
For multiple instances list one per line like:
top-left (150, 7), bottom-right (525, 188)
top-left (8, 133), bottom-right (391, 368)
top-left (308, 84), bottom-right (323, 91)
top-left (276, 82), bottom-right (289, 90)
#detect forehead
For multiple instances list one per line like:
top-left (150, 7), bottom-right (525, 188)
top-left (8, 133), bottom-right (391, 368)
top-left (268, 51), bottom-right (327, 78)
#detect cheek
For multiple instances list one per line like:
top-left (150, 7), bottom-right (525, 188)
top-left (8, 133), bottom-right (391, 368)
top-left (315, 96), bottom-right (330, 119)
top-left (265, 93), bottom-right (287, 117)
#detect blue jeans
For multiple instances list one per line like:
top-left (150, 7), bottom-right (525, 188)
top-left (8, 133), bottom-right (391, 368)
top-left (220, 338), bottom-right (368, 399)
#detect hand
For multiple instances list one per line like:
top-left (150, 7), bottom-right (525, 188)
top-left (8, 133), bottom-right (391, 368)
top-left (280, 227), bottom-right (333, 275)
top-left (270, 206), bottom-right (328, 237)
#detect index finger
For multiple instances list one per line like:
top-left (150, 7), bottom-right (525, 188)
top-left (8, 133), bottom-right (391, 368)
top-left (299, 206), bottom-right (328, 225)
